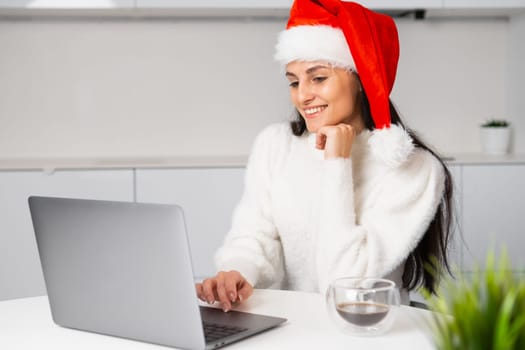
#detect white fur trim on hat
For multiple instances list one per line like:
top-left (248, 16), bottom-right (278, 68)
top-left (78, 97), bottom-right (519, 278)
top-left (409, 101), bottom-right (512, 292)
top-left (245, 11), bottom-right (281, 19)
top-left (368, 124), bottom-right (415, 168)
top-left (274, 25), bottom-right (356, 70)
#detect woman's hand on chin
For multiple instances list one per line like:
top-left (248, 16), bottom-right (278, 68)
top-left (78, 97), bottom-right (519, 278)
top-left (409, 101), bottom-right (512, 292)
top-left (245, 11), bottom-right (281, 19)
top-left (316, 123), bottom-right (356, 159)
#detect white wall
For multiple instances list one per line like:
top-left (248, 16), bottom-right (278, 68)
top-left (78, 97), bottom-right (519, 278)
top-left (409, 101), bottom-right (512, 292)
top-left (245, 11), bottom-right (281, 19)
top-left (0, 17), bottom-right (512, 158)
top-left (395, 18), bottom-right (507, 155)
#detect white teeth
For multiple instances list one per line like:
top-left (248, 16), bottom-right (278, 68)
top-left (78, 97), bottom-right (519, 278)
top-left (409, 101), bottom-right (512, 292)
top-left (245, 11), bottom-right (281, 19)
top-left (304, 106), bottom-right (326, 115)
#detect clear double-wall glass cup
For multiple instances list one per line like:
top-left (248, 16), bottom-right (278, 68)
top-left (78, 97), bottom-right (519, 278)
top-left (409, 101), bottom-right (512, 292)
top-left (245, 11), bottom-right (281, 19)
top-left (326, 277), bottom-right (400, 336)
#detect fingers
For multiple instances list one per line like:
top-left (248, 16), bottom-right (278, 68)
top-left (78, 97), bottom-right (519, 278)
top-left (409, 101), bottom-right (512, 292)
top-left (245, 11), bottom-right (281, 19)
top-left (195, 283), bottom-right (204, 302)
top-left (224, 274), bottom-right (240, 303)
top-left (237, 280), bottom-right (254, 302)
top-left (201, 278), bottom-right (219, 304)
top-left (316, 133), bottom-right (326, 150)
top-left (216, 272), bottom-right (233, 312)
top-left (317, 124), bottom-right (355, 159)
top-left (197, 271), bottom-right (252, 312)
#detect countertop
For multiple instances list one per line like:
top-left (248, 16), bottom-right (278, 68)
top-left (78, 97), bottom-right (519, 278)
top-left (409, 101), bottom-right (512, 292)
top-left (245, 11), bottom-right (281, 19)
top-left (0, 156), bottom-right (248, 171)
top-left (0, 289), bottom-right (436, 350)
top-left (1, 153), bottom-right (525, 171)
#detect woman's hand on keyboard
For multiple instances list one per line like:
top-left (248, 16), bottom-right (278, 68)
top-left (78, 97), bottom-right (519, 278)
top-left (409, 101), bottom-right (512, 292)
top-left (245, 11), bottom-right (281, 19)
top-left (195, 270), bottom-right (253, 312)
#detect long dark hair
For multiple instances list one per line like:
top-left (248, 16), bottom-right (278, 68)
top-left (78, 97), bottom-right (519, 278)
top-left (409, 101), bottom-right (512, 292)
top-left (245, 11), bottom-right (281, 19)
top-left (290, 83), bottom-right (453, 295)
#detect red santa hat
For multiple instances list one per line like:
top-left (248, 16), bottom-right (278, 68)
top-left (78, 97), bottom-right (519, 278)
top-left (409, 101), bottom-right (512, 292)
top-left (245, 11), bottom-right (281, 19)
top-left (275, 0), bottom-right (414, 167)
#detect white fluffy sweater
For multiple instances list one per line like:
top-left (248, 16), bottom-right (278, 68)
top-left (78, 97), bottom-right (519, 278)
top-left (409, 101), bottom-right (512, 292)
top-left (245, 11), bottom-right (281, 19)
top-left (215, 122), bottom-right (445, 301)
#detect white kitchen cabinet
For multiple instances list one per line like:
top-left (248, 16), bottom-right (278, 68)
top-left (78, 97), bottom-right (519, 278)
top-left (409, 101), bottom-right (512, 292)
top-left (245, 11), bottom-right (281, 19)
top-left (0, 0), bottom-right (133, 8)
top-left (135, 168), bottom-right (245, 280)
top-left (1, 0), bottom-right (523, 16)
top-left (2, 159), bottom-right (523, 302)
top-left (363, 0), bottom-right (442, 9)
top-left (461, 164), bottom-right (525, 272)
top-left (443, 0), bottom-right (525, 8)
top-left (135, 0), bottom-right (442, 10)
top-left (135, 0), bottom-right (293, 9)
top-left (0, 169), bottom-right (134, 301)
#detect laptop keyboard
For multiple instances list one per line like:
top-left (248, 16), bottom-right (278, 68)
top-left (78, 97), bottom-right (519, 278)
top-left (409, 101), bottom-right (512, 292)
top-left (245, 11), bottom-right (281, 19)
top-left (203, 322), bottom-right (248, 342)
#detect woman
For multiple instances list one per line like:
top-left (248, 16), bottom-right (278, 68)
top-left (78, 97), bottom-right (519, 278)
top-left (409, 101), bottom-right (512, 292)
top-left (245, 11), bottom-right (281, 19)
top-left (196, 0), bottom-right (453, 312)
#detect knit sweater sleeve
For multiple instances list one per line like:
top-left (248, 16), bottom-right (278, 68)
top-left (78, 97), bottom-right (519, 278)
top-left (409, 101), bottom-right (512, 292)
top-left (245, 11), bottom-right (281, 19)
top-left (214, 124), bottom-right (286, 289)
top-left (315, 149), bottom-right (445, 293)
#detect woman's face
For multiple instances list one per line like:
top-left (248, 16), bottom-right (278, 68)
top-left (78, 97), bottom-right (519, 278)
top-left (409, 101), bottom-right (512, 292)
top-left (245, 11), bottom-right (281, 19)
top-left (286, 60), bottom-right (363, 133)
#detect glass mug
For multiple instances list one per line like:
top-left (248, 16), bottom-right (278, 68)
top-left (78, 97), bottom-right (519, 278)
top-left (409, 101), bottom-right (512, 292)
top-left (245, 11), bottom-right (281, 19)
top-left (326, 277), bottom-right (400, 336)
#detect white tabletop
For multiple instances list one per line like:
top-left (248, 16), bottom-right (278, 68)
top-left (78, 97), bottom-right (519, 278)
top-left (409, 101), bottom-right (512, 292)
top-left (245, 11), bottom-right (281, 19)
top-left (0, 289), bottom-right (436, 349)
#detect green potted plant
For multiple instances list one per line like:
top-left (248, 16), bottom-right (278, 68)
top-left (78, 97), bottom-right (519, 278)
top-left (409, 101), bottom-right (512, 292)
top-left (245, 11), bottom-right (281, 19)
top-left (424, 251), bottom-right (525, 350)
top-left (480, 119), bottom-right (511, 155)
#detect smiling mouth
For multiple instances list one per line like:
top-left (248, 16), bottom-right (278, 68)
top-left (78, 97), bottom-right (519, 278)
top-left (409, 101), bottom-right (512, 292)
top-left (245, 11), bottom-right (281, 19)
top-left (304, 105), bottom-right (327, 118)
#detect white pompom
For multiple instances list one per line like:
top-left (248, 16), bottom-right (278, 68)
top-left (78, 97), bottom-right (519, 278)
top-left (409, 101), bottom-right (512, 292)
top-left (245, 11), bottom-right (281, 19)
top-left (368, 124), bottom-right (414, 168)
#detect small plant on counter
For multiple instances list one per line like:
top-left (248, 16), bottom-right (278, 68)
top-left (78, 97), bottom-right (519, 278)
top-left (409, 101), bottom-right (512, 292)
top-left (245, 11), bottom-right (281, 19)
top-left (423, 250), bottom-right (525, 350)
top-left (481, 119), bottom-right (510, 128)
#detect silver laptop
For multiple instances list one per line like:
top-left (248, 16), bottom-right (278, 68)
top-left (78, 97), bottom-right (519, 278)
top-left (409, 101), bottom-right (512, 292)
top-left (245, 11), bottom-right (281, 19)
top-left (28, 196), bottom-right (286, 350)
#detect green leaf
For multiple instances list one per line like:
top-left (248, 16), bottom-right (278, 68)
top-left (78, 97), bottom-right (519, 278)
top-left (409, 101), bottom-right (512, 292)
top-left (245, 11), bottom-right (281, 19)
top-left (423, 247), bottom-right (525, 350)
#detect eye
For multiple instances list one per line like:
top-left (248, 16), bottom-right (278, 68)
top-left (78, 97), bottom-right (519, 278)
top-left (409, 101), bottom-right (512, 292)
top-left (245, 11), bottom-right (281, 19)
top-left (288, 81), bottom-right (299, 88)
top-left (313, 76), bottom-right (327, 83)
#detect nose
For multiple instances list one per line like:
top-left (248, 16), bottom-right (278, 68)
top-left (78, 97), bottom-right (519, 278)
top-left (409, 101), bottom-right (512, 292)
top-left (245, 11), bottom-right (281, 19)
top-left (297, 82), bottom-right (314, 105)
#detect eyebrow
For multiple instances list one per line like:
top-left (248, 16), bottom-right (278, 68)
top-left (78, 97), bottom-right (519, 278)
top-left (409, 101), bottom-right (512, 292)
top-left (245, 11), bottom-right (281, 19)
top-left (285, 64), bottom-right (331, 78)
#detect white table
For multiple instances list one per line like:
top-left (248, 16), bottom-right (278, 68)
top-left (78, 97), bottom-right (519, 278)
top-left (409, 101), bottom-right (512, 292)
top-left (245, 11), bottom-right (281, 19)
top-left (0, 289), bottom-right (436, 349)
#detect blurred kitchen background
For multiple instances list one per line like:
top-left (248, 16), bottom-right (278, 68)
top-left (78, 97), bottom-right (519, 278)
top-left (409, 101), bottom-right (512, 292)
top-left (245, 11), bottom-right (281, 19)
top-left (1, 1), bottom-right (524, 302)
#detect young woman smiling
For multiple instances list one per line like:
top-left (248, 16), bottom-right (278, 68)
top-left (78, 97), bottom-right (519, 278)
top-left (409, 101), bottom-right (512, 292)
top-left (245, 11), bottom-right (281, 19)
top-left (286, 61), bottom-right (364, 159)
top-left (196, 0), bottom-right (453, 312)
